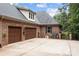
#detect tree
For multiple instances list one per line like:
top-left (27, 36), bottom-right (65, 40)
top-left (54, 3), bottom-right (79, 40)
top-left (54, 3), bottom-right (69, 31)
top-left (68, 3), bottom-right (79, 40)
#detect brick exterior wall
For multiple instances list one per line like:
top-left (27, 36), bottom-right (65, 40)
top-left (0, 18), bottom-right (40, 46)
top-left (0, 20), bottom-right (2, 46)
top-left (52, 26), bottom-right (60, 33)
top-left (40, 26), bottom-right (46, 38)
top-left (39, 25), bottom-right (61, 38)
top-left (52, 26), bottom-right (61, 39)
top-left (0, 17), bottom-right (61, 46)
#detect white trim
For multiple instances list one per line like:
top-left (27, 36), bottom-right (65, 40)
top-left (28, 18), bottom-right (35, 21)
top-left (20, 10), bottom-right (35, 21)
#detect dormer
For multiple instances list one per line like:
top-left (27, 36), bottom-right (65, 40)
top-left (17, 7), bottom-right (36, 21)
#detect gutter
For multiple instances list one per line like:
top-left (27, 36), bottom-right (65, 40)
top-left (0, 15), bottom-right (60, 26)
top-left (0, 15), bottom-right (39, 25)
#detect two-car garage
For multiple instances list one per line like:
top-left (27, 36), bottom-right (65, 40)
top-left (8, 26), bottom-right (36, 44)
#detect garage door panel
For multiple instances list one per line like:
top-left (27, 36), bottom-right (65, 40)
top-left (25, 28), bottom-right (36, 40)
top-left (8, 26), bottom-right (21, 44)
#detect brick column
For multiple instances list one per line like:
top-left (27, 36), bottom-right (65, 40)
top-left (22, 26), bottom-right (25, 41)
top-left (0, 16), bottom-right (3, 47)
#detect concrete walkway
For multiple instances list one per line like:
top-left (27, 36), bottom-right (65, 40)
top-left (0, 38), bottom-right (79, 56)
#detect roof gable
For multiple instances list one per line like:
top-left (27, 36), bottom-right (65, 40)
top-left (36, 11), bottom-right (59, 25)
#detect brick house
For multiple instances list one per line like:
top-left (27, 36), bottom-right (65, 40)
top-left (0, 3), bottom-right (61, 46)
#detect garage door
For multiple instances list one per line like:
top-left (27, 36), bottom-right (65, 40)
top-left (8, 26), bottom-right (22, 44)
top-left (25, 28), bottom-right (36, 40)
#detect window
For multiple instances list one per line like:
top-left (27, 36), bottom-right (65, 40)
top-left (29, 12), bottom-right (34, 19)
top-left (46, 26), bottom-right (52, 33)
top-left (29, 12), bottom-right (31, 18)
top-left (31, 13), bottom-right (32, 19)
top-left (33, 14), bottom-right (34, 19)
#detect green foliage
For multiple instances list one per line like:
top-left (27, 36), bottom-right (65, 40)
top-left (61, 32), bottom-right (69, 39)
top-left (54, 3), bottom-right (69, 31)
top-left (69, 4), bottom-right (79, 33)
top-left (68, 3), bottom-right (79, 40)
top-left (54, 3), bottom-right (79, 40)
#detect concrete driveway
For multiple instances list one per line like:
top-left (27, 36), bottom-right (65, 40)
top-left (0, 38), bottom-right (79, 56)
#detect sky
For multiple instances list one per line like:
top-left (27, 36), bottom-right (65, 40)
top-left (16, 3), bottom-right (63, 17)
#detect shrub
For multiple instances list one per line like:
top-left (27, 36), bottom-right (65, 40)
top-left (61, 32), bottom-right (69, 39)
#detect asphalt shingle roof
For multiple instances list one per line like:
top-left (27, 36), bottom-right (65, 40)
top-left (0, 3), bottom-right (59, 25)
top-left (36, 11), bottom-right (59, 25)
top-left (0, 3), bottom-right (27, 20)
top-left (0, 3), bottom-right (38, 24)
